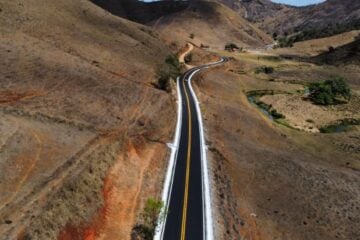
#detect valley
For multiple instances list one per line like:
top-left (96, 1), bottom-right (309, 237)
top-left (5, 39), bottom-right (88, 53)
top-left (0, 0), bottom-right (359, 240)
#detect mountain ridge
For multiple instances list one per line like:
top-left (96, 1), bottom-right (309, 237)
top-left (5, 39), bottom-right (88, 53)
top-left (218, 0), bottom-right (360, 36)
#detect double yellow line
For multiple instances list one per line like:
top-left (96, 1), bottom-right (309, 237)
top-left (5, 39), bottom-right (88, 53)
top-left (180, 72), bottom-right (193, 240)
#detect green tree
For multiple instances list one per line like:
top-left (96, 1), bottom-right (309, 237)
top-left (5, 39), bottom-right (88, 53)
top-left (309, 77), bottom-right (351, 105)
top-left (225, 43), bottom-right (239, 51)
top-left (156, 55), bottom-right (181, 91)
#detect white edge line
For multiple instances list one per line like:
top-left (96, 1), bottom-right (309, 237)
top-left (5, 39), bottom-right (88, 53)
top-left (154, 58), bottom-right (224, 240)
top-left (187, 69), bottom-right (213, 240)
top-left (187, 58), bottom-right (224, 240)
top-left (154, 76), bottom-right (182, 240)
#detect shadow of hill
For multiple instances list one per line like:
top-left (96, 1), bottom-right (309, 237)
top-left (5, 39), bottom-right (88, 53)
top-left (90, 0), bottom-right (189, 24)
top-left (311, 37), bottom-right (360, 65)
top-left (277, 37), bottom-right (360, 66)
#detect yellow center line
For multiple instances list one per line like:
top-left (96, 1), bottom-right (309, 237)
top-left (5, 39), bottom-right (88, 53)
top-left (180, 73), bottom-right (192, 240)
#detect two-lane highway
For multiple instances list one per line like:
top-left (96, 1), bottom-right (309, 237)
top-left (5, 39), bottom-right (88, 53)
top-left (159, 58), bottom-right (227, 240)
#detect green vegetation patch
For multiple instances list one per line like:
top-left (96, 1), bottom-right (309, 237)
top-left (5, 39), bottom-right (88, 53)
top-left (319, 119), bottom-right (360, 133)
top-left (309, 77), bottom-right (351, 105)
top-left (255, 66), bottom-right (274, 74)
top-left (225, 43), bottom-right (240, 51)
top-left (156, 55), bottom-right (181, 92)
top-left (132, 198), bottom-right (166, 240)
top-left (247, 91), bottom-right (286, 120)
top-left (260, 55), bottom-right (283, 62)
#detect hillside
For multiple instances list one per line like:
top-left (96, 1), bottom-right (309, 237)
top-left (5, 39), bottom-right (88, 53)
top-left (312, 36), bottom-right (360, 65)
top-left (219, 0), bottom-right (360, 38)
top-left (152, 1), bottom-right (272, 49)
top-left (91, 0), bottom-right (188, 24)
top-left (218, 0), bottom-right (291, 24)
top-left (0, 0), bottom-right (175, 239)
top-left (269, 30), bottom-right (360, 57)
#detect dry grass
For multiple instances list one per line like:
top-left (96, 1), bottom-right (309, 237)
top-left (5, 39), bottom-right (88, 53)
top-left (0, 0), bottom-right (175, 239)
top-left (260, 94), bottom-right (360, 132)
top-left (190, 44), bottom-right (360, 240)
top-left (270, 30), bottom-right (360, 57)
top-left (152, 1), bottom-right (272, 49)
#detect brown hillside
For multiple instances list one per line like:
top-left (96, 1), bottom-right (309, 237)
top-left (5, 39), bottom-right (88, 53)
top-left (312, 37), bottom-right (360, 65)
top-left (152, 1), bottom-right (272, 49)
top-left (270, 30), bottom-right (360, 57)
top-left (90, 0), bottom-right (189, 24)
top-left (0, 0), bottom-right (175, 239)
top-left (219, 0), bottom-right (360, 36)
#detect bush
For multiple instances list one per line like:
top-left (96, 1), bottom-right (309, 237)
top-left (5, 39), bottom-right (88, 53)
top-left (255, 66), bottom-right (274, 74)
top-left (184, 53), bottom-right (192, 63)
top-left (309, 77), bottom-right (351, 105)
top-left (270, 109), bottom-right (285, 119)
top-left (132, 198), bottom-right (165, 240)
top-left (277, 37), bottom-right (294, 48)
top-left (328, 46), bottom-right (335, 52)
top-left (272, 32), bottom-right (278, 40)
top-left (157, 55), bottom-right (181, 91)
top-left (189, 33), bottom-right (195, 39)
top-left (225, 43), bottom-right (239, 51)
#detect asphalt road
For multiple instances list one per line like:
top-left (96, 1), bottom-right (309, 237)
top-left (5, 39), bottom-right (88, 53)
top-left (162, 58), bottom-right (227, 240)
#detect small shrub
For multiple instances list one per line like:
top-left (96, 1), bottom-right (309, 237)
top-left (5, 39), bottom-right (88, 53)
top-left (328, 46), bottom-right (335, 52)
top-left (270, 109), bottom-right (285, 119)
top-left (309, 77), bottom-right (351, 105)
top-left (132, 198), bottom-right (165, 240)
top-left (225, 43), bottom-right (239, 51)
top-left (189, 33), bottom-right (195, 39)
top-left (184, 53), bottom-right (192, 64)
top-left (277, 37), bottom-right (294, 48)
top-left (255, 66), bottom-right (274, 74)
top-left (272, 32), bottom-right (278, 40)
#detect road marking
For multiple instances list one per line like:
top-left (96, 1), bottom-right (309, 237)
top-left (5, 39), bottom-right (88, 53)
top-left (155, 58), bottom-right (225, 240)
top-left (180, 74), bottom-right (193, 240)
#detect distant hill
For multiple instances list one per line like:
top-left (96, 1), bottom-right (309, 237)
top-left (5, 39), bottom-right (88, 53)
top-left (91, 0), bottom-right (188, 24)
top-left (312, 37), bottom-right (360, 65)
top-left (151, 1), bottom-right (272, 48)
top-left (90, 0), bottom-right (271, 48)
top-left (218, 0), bottom-right (360, 39)
top-left (218, 0), bottom-right (291, 25)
